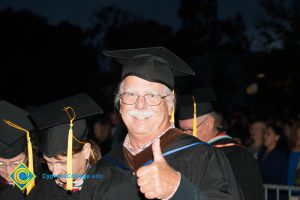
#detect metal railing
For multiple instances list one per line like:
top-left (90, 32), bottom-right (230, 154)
top-left (264, 184), bottom-right (300, 200)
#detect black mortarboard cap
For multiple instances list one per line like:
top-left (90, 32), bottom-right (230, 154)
top-left (30, 93), bottom-right (103, 157)
top-left (0, 101), bottom-right (33, 159)
top-left (177, 86), bottom-right (217, 120)
top-left (103, 47), bottom-right (195, 89)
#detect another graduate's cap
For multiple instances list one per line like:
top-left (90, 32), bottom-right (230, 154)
top-left (0, 101), bottom-right (36, 194)
top-left (30, 93), bottom-right (103, 157)
top-left (0, 101), bottom-right (33, 159)
top-left (103, 47), bottom-right (195, 89)
top-left (31, 93), bottom-right (103, 191)
top-left (177, 86), bottom-right (217, 120)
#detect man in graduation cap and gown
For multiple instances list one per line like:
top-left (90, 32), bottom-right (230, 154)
top-left (177, 87), bottom-right (264, 200)
top-left (0, 100), bottom-right (37, 199)
top-left (88, 47), bottom-right (244, 200)
top-left (27, 93), bottom-right (106, 200)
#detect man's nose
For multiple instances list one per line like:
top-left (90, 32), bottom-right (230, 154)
top-left (135, 96), bottom-right (147, 110)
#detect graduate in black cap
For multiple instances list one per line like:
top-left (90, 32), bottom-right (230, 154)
top-left (27, 93), bottom-right (103, 200)
top-left (177, 87), bottom-right (264, 200)
top-left (0, 100), bottom-right (37, 199)
top-left (86, 47), bottom-right (244, 200)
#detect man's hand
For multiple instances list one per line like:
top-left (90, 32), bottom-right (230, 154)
top-left (136, 138), bottom-right (181, 199)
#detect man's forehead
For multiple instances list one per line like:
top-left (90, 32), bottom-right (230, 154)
top-left (122, 76), bottom-right (165, 93)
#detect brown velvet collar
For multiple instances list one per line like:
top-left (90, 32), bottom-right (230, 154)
top-left (123, 128), bottom-right (184, 172)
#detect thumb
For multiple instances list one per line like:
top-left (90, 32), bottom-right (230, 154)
top-left (152, 138), bottom-right (164, 162)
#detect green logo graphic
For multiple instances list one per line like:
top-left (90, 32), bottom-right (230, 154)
top-left (9, 163), bottom-right (36, 191)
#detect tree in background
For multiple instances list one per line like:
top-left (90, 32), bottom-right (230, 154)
top-left (176, 0), bottom-right (249, 59)
top-left (254, 0), bottom-right (300, 115)
top-left (256, 0), bottom-right (300, 50)
top-left (0, 8), bottom-right (100, 106)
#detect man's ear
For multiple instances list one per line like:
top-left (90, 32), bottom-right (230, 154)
top-left (82, 143), bottom-right (92, 160)
top-left (207, 115), bottom-right (215, 131)
top-left (167, 95), bottom-right (175, 116)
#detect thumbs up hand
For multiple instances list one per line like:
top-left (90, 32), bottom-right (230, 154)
top-left (136, 138), bottom-right (181, 199)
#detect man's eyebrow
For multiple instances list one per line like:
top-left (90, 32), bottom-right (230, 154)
top-left (123, 88), bottom-right (160, 94)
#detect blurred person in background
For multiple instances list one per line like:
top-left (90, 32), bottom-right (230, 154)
top-left (108, 110), bottom-right (127, 149)
top-left (92, 115), bottom-right (112, 155)
top-left (283, 119), bottom-right (294, 142)
top-left (288, 120), bottom-right (300, 186)
top-left (257, 124), bottom-right (289, 200)
top-left (246, 120), bottom-right (267, 158)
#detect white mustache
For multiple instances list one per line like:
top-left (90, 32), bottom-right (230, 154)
top-left (127, 110), bottom-right (154, 120)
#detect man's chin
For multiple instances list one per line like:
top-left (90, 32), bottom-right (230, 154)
top-left (131, 127), bottom-right (151, 135)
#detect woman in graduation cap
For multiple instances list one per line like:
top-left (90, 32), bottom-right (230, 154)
top-left (0, 100), bottom-right (39, 199)
top-left (27, 93), bottom-right (103, 200)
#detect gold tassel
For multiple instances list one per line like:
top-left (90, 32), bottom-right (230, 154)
top-left (63, 107), bottom-right (76, 191)
top-left (192, 96), bottom-right (197, 137)
top-left (170, 90), bottom-right (175, 124)
top-left (2, 119), bottom-right (35, 194)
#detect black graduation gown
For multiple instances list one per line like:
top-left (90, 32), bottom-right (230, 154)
top-left (87, 130), bottom-right (244, 200)
top-left (26, 178), bottom-right (83, 200)
top-left (0, 183), bottom-right (24, 200)
top-left (211, 137), bottom-right (264, 200)
top-left (0, 160), bottom-right (43, 200)
top-left (26, 167), bottom-right (107, 200)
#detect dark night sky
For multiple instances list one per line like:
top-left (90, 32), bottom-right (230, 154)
top-left (0, 0), bottom-right (262, 30)
top-left (0, 0), bottom-right (298, 117)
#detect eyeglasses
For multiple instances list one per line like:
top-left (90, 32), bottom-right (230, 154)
top-left (0, 156), bottom-right (26, 169)
top-left (119, 92), bottom-right (171, 106)
top-left (0, 161), bottom-right (21, 169)
top-left (181, 117), bottom-right (208, 133)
